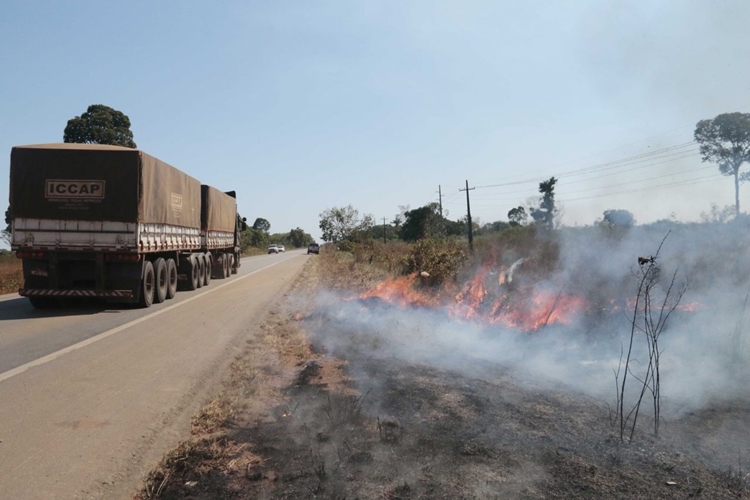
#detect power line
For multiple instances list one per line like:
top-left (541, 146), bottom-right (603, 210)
top-left (559, 165), bottom-right (715, 196)
top-left (468, 151), bottom-right (703, 201)
top-left (558, 174), bottom-right (724, 203)
top-left (466, 97), bottom-right (750, 193)
top-left (474, 142), bottom-right (698, 190)
top-left (467, 173), bottom-right (724, 208)
top-left (470, 160), bottom-right (711, 201)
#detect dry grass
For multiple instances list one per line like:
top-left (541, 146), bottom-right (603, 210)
top-left (0, 255), bottom-right (22, 294)
top-left (135, 259), bottom-right (316, 500)
top-left (241, 247), bottom-right (266, 257)
top-left (316, 244), bottom-right (396, 292)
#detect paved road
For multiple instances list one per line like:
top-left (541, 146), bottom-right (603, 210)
top-left (0, 250), bottom-right (307, 499)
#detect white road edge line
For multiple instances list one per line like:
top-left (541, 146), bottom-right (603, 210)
top-left (0, 255), bottom-right (300, 384)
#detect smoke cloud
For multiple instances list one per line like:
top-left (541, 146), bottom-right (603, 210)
top-left (305, 218), bottom-right (750, 420)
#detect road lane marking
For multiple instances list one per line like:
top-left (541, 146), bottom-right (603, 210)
top-left (0, 255), bottom-right (302, 384)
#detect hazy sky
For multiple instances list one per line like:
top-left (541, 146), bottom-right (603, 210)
top-left (2, 1), bottom-right (750, 240)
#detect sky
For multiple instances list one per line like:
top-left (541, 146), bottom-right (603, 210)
top-left (2, 1), bottom-right (750, 242)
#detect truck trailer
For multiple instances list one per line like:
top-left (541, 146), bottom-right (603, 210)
top-left (9, 143), bottom-right (245, 308)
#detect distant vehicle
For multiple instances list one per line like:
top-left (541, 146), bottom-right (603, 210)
top-left (307, 243), bottom-right (320, 255)
top-left (268, 244), bottom-right (279, 254)
top-left (278, 245), bottom-right (285, 252)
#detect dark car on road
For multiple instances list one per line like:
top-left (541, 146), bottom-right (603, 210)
top-left (307, 243), bottom-right (320, 255)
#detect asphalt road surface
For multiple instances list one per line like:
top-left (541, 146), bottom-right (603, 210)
top-left (0, 250), bottom-right (307, 499)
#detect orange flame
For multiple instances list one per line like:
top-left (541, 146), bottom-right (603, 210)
top-left (359, 273), bottom-right (440, 308)
top-left (355, 267), bottom-right (587, 331)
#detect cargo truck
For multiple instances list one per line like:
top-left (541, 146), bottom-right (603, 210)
top-left (8, 143), bottom-right (245, 308)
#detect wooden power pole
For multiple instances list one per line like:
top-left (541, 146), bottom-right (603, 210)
top-left (437, 185), bottom-right (443, 218)
top-left (382, 217), bottom-right (387, 244)
top-left (460, 180), bottom-right (475, 252)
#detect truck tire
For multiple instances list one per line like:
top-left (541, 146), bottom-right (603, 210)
top-left (230, 254), bottom-right (237, 274)
top-left (203, 255), bottom-right (212, 287)
top-left (223, 255), bottom-right (229, 278)
top-left (154, 258), bottom-right (168, 304)
top-left (196, 256), bottom-right (204, 288)
top-left (211, 256), bottom-right (222, 280)
top-left (166, 259), bottom-right (178, 299)
top-left (188, 256), bottom-right (199, 290)
top-left (139, 261), bottom-right (155, 308)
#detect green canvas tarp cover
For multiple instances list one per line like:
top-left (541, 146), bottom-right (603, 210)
top-left (201, 185), bottom-right (236, 233)
top-left (10, 144), bottom-right (201, 228)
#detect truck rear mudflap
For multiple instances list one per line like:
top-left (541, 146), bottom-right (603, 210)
top-left (19, 289), bottom-right (133, 298)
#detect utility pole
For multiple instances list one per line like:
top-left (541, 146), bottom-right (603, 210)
top-left (460, 180), bottom-right (475, 252)
top-left (437, 185), bottom-right (443, 218)
top-left (437, 185), bottom-right (444, 236)
top-left (382, 217), bottom-right (387, 244)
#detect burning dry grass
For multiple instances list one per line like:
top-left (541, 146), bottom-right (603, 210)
top-left (139, 218), bottom-right (750, 498)
top-left (0, 254), bottom-right (22, 294)
top-left (135, 243), bottom-right (750, 499)
top-left (323, 234), bottom-right (589, 332)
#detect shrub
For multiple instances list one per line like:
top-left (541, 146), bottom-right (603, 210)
top-left (403, 238), bottom-right (468, 285)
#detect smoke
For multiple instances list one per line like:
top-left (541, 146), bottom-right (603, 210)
top-left (305, 218), bottom-right (750, 421)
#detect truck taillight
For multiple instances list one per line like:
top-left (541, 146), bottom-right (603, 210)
top-left (16, 251), bottom-right (45, 258)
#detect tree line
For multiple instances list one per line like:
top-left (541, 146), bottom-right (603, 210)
top-left (239, 216), bottom-right (314, 252)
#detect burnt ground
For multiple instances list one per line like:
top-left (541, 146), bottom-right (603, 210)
top-left (137, 257), bottom-right (750, 499)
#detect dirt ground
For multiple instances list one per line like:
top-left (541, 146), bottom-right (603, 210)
top-left (136, 254), bottom-right (750, 499)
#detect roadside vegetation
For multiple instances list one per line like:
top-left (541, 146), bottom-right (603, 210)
top-left (238, 216), bottom-right (315, 255)
top-left (0, 251), bottom-right (22, 294)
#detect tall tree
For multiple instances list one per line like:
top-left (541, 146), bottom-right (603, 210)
top-left (507, 206), bottom-right (527, 227)
top-left (3, 206), bottom-right (10, 234)
top-left (1, 206), bottom-right (11, 246)
top-left (401, 203), bottom-right (441, 241)
top-left (602, 209), bottom-right (635, 228)
top-left (252, 217), bottom-right (271, 233)
top-left (63, 104), bottom-right (136, 148)
top-left (695, 112), bottom-right (750, 216)
top-left (530, 177), bottom-right (558, 229)
top-left (288, 227), bottom-right (313, 248)
top-left (319, 205), bottom-right (373, 243)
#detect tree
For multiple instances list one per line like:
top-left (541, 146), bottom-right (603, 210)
top-left (63, 104), bottom-right (137, 148)
top-left (481, 220), bottom-right (510, 234)
top-left (252, 217), bottom-right (271, 233)
top-left (289, 227), bottom-right (314, 248)
top-left (401, 203), bottom-right (442, 241)
top-left (695, 112), bottom-right (750, 216)
top-left (530, 177), bottom-right (558, 229)
top-left (602, 209), bottom-right (635, 228)
top-left (700, 203), bottom-right (735, 223)
top-left (319, 205), bottom-right (374, 243)
top-left (2, 206), bottom-right (11, 247)
top-left (240, 227), bottom-right (268, 252)
top-left (507, 206), bottom-right (527, 227)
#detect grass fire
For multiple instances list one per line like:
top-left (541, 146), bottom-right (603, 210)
top-left (138, 218), bottom-right (750, 499)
